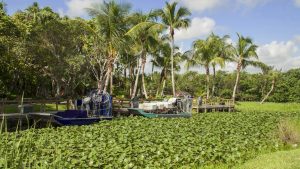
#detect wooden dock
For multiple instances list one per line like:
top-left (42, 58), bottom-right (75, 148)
top-left (0, 112), bottom-right (56, 120)
top-left (193, 104), bottom-right (235, 113)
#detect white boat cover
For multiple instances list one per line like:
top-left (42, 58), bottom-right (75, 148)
top-left (139, 98), bottom-right (177, 110)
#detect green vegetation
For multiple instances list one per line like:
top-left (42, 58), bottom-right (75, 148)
top-left (3, 104), bottom-right (67, 113)
top-left (1, 103), bottom-right (300, 168)
top-left (1, 1), bottom-right (300, 103)
top-left (1, 1), bottom-right (300, 168)
top-left (237, 149), bottom-right (300, 169)
top-left (237, 102), bottom-right (300, 112)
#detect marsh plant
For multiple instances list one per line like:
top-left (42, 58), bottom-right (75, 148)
top-left (278, 119), bottom-right (300, 147)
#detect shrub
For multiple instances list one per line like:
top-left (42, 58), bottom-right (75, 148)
top-left (278, 119), bottom-right (300, 147)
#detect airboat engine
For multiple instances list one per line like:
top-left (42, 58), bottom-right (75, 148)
top-left (176, 95), bottom-right (193, 113)
top-left (83, 90), bottom-right (112, 117)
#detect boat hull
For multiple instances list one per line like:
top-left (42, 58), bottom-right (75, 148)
top-left (52, 110), bottom-right (112, 126)
top-left (128, 108), bottom-right (191, 118)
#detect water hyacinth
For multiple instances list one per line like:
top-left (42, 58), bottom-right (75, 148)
top-left (1, 109), bottom-right (300, 168)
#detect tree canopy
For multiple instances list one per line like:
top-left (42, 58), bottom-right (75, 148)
top-left (0, 1), bottom-right (299, 103)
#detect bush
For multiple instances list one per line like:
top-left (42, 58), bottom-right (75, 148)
top-left (278, 119), bottom-right (300, 147)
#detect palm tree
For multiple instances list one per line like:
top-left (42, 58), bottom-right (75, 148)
top-left (88, 1), bottom-right (131, 94)
top-left (152, 42), bottom-right (181, 97)
top-left (126, 11), bottom-right (162, 99)
top-left (209, 34), bottom-right (233, 97)
top-left (186, 34), bottom-right (228, 99)
top-left (186, 39), bottom-right (212, 99)
top-left (232, 34), bottom-right (259, 104)
top-left (25, 2), bottom-right (40, 22)
top-left (156, 2), bottom-right (191, 96)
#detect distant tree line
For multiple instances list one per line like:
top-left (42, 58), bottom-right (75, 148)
top-left (0, 2), bottom-right (299, 103)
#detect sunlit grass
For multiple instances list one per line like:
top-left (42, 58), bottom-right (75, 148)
top-left (236, 149), bottom-right (300, 169)
top-left (236, 102), bottom-right (300, 113)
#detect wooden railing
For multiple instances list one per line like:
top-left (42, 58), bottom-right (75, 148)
top-left (0, 98), bottom-right (73, 114)
top-left (0, 97), bottom-right (234, 114)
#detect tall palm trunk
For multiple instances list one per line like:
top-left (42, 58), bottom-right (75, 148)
top-left (131, 57), bottom-right (142, 99)
top-left (156, 69), bottom-right (166, 97)
top-left (141, 54), bottom-right (148, 99)
top-left (232, 59), bottom-right (242, 104)
top-left (260, 79), bottom-right (275, 104)
top-left (170, 28), bottom-right (176, 97)
top-left (129, 64), bottom-right (134, 97)
top-left (212, 65), bottom-right (216, 97)
top-left (205, 65), bottom-right (210, 99)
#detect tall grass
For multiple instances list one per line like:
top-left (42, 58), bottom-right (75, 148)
top-left (278, 119), bottom-right (300, 147)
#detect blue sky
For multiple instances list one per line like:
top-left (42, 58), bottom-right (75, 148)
top-left (4, 0), bottom-right (300, 72)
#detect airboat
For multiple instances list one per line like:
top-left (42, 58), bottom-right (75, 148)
top-left (128, 97), bottom-right (193, 118)
top-left (52, 90), bottom-right (113, 126)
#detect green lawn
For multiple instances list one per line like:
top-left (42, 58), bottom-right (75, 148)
top-left (236, 102), bottom-right (300, 113)
top-left (3, 104), bottom-right (67, 113)
top-left (236, 149), bottom-right (300, 169)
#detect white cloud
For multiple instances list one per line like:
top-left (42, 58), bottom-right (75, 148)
top-left (257, 40), bottom-right (300, 70)
top-left (63, 0), bottom-right (102, 18)
top-left (175, 17), bottom-right (216, 41)
top-left (294, 35), bottom-right (300, 44)
top-left (174, 0), bottom-right (272, 12)
top-left (295, 0), bottom-right (300, 7)
top-left (176, 0), bottom-right (224, 12)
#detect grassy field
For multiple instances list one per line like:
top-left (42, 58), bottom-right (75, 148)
top-left (237, 149), bottom-right (300, 169)
top-left (236, 102), bottom-right (300, 113)
top-left (3, 104), bottom-right (67, 113)
top-left (1, 102), bottom-right (300, 168)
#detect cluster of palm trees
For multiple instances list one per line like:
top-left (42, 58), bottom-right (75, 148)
top-left (185, 33), bottom-right (262, 103)
top-left (88, 1), bottom-right (265, 103)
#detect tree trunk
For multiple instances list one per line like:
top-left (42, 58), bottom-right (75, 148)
top-left (141, 55), bottom-right (148, 99)
top-left (156, 86), bottom-right (160, 98)
top-left (131, 57), bottom-right (142, 99)
top-left (170, 30), bottom-right (176, 97)
top-left (55, 79), bottom-right (61, 98)
top-left (52, 80), bottom-right (55, 96)
top-left (232, 60), bottom-right (242, 104)
top-left (161, 79), bottom-right (166, 97)
top-left (97, 80), bottom-right (102, 92)
top-left (205, 65), bottom-right (210, 100)
top-left (129, 63), bottom-right (133, 96)
top-left (212, 65), bottom-right (216, 98)
top-left (110, 70), bottom-right (113, 94)
top-left (103, 67), bottom-right (111, 93)
top-left (261, 78), bottom-right (268, 97)
top-left (260, 79), bottom-right (275, 104)
top-left (151, 62), bottom-right (154, 81)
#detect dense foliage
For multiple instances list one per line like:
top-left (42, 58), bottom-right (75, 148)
top-left (0, 2), bottom-right (299, 102)
top-left (174, 69), bottom-right (300, 102)
top-left (1, 105), bottom-right (300, 168)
